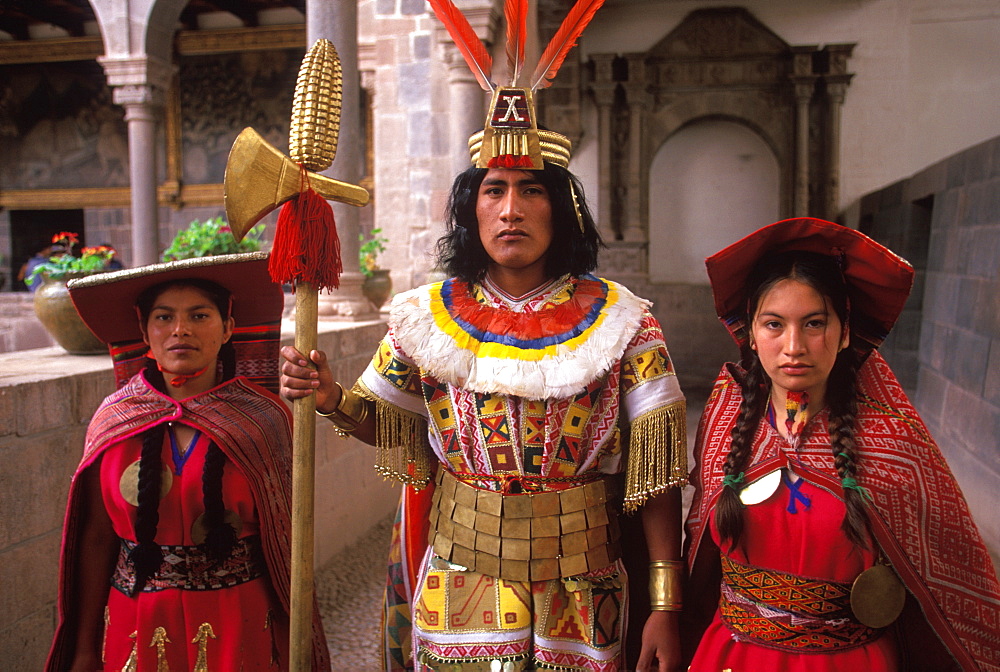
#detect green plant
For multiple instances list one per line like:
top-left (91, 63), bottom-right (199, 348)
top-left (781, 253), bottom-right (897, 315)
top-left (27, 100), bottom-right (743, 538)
top-left (359, 228), bottom-right (388, 278)
top-left (27, 232), bottom-right (114, 287)
top-left (161, 217), bottom-right (264, 262)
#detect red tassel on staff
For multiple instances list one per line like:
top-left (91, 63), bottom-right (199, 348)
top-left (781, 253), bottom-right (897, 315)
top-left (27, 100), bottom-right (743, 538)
top-left (268, 167), bottom-right (343, 292)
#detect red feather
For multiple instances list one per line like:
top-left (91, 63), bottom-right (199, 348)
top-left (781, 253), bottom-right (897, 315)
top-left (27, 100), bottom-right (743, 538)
top-left (530, 0), bottom-right (606, 91)
top-left (504, 0), bottom-right (528, 85)
top-left (427, 0), bottom-right (495, 92)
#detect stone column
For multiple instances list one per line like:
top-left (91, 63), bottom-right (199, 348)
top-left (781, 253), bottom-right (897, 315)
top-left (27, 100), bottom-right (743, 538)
top-left (590, 54), bottom-right (617, 241)
top-left (824, 44), bottom-right (855, 220)
top-left (790, 47), bottom-right (818, 218)
top-left (447, 48), bottom-right (486, 175)
top-left (622, 54), bottom-right (648, 243)
top-left (439, 5), bottom-right (498, 175)
top-left (98, 56), bottom-right (172, 267)
top-left (307, 0), bottom-right (375, 318)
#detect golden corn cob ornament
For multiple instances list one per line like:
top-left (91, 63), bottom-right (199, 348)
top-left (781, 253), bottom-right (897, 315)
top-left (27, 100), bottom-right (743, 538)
top-left (222, 37), bottom-right (369, 672)
top-left (289, 39), bottom-right (341, 172)
top-left (270, 38), bottom-right (346, 291)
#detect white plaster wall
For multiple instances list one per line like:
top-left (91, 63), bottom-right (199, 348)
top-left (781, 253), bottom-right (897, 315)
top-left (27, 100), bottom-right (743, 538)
top-left (579, 0), bottom-right (1000, 213)
top-left (907, 5), bottom-right (1000, 174)
top-left (648, 120), bottom-right (780, 283)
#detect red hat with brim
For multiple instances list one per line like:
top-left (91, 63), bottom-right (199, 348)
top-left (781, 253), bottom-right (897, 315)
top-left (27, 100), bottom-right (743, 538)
top-left (706, 218), bottom-right (914, 352)
top-left (68, 252), bottom-right (285, 391)
top-left (68, 251), bottom-right (282, 344)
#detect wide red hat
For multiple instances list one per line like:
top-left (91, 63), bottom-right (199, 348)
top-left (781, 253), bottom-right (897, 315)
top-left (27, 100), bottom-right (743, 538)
top-left (68, 252), bottom-right (285, 391)
top-left (706, 218), bottom-right (914, 352)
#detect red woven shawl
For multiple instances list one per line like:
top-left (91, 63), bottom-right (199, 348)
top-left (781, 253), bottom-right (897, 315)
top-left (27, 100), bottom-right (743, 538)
top-left (686, 352), bottom-right (1000, 671)
top-left (47, 372), bottom-right (331, 672)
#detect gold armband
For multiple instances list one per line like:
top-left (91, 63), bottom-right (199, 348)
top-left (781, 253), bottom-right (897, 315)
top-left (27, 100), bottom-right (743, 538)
top-left (649, 560), bottom-right (683, 611)
top-left (316, 382), bottom-right (370, 437)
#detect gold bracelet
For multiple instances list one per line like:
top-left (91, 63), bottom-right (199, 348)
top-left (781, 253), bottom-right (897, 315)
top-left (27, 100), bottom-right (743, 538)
top-left (316, 382), bottom-right (370, 437)
top-left (649, 559), bottom-right (683, 611)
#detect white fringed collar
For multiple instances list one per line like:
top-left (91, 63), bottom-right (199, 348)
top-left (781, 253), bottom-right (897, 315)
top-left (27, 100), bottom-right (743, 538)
top-left (388, 274), bottom-right (649, 400)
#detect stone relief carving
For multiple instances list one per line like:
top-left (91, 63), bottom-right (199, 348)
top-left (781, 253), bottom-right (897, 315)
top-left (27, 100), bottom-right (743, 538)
top-left (179, 50), bottom-right (298, 184)
top-left (0, 61), bottom-right (129, 190)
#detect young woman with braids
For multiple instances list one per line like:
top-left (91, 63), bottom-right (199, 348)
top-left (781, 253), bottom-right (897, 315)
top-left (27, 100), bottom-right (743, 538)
top-left (46, 254), bottom-right (330, 672)
top-left (683, 219), bottom-right (1000, 672)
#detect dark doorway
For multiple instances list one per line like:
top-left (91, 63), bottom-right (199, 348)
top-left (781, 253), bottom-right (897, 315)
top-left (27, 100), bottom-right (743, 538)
top-left (10, 209), bottom-right (85, 291)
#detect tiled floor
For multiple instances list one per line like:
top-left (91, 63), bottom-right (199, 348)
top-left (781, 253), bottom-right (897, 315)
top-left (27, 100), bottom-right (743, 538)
top-left (317, 514), bottom-right (393, 669)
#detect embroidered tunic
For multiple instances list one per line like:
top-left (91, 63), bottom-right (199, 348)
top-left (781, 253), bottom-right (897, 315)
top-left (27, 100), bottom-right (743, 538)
top-left (685, 354), bottom-right (1000, 672)
top-left (361, 275), bottom-right (687, 671)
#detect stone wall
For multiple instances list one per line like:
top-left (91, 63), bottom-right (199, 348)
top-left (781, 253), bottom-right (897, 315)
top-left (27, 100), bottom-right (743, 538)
top-left (598, 271), bottom-right (734, 400)
top-left (0, 294), bottom-right (57, 353)
top-left (0, 320), bottom-right (397, 671)
top-left (361, 0), bottom-right (454, 291)
top-left (853, 135), bottom-right (1000, 553)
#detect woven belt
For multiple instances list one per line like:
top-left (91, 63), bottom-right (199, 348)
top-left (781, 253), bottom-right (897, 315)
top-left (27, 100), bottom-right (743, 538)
top-left (719, 555), bottom-right (883, 652)
top-left (428, 468), bottom-right (622, 582)
top-left (113, 535), bottom-right (266, 594)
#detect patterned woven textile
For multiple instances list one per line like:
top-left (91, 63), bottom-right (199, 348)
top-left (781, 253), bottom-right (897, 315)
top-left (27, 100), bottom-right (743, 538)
top-left (413, 555), bottom-right (627, 672)
top-left (686, 352), bottom-right (1000, 671)
top-left (719, 555), bottom-right (879, 652)
top-left (112, 536), bottom-right (266, 594)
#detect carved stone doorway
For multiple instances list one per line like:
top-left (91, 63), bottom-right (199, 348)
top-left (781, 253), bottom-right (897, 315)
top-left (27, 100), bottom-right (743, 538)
top-left (590, 7), bottom-right (854, 280)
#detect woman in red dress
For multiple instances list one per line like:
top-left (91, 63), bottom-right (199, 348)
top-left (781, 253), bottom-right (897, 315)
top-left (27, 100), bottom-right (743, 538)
top-left (46, 253), bottom-right (330, 672)
top-left (684, 219), bottom-right (1000, 672)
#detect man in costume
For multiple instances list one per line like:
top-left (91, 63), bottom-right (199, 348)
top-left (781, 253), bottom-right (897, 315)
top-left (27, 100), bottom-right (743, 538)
top-left (684, 218), bottom-right (1000, 671)
top-left (48, 253), bottom-right (330, 672)
top-left (279, 2), bottom-right (688, 670)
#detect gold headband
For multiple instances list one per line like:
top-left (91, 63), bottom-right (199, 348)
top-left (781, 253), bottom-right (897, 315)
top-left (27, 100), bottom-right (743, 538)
top-left (468, 127), bottom-right (572, 169)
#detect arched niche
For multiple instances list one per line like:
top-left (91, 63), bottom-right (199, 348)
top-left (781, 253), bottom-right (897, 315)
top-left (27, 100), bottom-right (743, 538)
top-left (589, 7), bottom-right (854, 279)
top-left (648, 118), bottom-right (780, 284)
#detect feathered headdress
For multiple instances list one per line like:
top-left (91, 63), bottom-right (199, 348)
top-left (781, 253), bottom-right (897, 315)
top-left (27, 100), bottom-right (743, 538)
top-left (428, 0), bottom-right (605, 170)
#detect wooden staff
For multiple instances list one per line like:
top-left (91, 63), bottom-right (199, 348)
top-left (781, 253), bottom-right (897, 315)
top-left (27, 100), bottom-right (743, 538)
top-left (224, 39), bottom-right (369, 671)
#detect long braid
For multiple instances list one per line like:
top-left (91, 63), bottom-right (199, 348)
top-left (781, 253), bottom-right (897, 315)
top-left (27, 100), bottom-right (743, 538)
top-left (201, 339), bottom-right (238, 563)
top-left (714, 350), bottom-right (768, 547)
top-left (128, 357), bottom-right (167, 596)
top-left (220, 340), bottom-right (236, 381)
top-left (202, 443), bottom-right (237, 561)
top-left (828, 348), bottom-right (872, 548)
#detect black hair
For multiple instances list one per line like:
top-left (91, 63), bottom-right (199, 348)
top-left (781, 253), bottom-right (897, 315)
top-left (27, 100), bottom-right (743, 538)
top-left (128, 279), bottom-right (238, 594)
top-left (435, 162), bottom-right (603, 284)
top-left (714, 251), bottom-right (871, 550)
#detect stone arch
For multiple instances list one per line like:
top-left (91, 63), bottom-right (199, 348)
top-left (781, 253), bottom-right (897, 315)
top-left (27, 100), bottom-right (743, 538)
top-left (89, 0), bottom-right (187, 59)
top-left (87, 0), bottom-right (189, 265)
top-left (647, 117), bottom-right (781, 283)
top-left (645, 98), bottom-right (791, 222)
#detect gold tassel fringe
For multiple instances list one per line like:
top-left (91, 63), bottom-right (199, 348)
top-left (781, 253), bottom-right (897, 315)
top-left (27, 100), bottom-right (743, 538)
top-left (353, 381), bottom-right (433, 488)
top-left (623, 400), bottom-right (688, 513)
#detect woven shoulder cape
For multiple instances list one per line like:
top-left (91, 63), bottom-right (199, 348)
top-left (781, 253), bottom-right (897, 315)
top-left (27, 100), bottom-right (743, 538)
top-left (685, 352), bottom-right (1000, 671)
top-left (46, 372), bottom-right (331, 672)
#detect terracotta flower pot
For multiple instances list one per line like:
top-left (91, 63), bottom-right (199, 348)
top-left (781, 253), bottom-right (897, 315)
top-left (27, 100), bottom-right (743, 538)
top-left (362, 269), bottom-right (393, 309)
top-left (33, 273), bottom-right (106, 355)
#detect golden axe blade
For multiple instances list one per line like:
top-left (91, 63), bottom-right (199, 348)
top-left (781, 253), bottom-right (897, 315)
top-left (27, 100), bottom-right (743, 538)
top-left (223, 127), bottom-right (369, 241)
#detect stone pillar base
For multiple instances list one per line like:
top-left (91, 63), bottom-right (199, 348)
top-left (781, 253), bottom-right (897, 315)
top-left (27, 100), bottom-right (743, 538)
top-left (316, 272), bottom-right (378, 320)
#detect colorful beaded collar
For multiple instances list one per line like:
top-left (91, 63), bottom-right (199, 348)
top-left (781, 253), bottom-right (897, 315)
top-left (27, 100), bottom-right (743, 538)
top-left (390, 275), bottom-right (649, 400)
